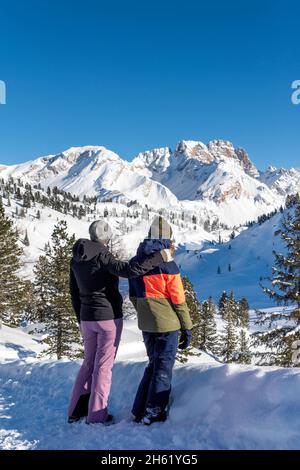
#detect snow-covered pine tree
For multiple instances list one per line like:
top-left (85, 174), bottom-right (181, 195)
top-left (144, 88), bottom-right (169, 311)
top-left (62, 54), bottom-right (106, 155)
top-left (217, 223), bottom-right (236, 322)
top-left (252, 198), bottom-right (300, 366)
top-left (200, 297), bottom-right (219, 354)
top-left (35, 221), bottom-right (81, 359)
top-left (33, 254), bottom-right (52, 323)
top-left (23, 190), bottom-right (32, 208)
top-left (0, 199), bottom-right (27, 327)
top-left (219, 290), bottom-right (237, 322)
top-left (220, 310), bottom-right (238, 363)
top-left (177, 275), bottom-right (201, 363)
top-left (236, 329), bottom-right (251, 364)
top-left (238, 297), bottom-right (250, 328)
top-left (228, 291), bottom-right (240, 326)
top-left (21, 280), bottom-right (38, 324)
top-left (24, 229), bottom-right (30, 246)
top-left (219, 291), bottom-right (229, 318)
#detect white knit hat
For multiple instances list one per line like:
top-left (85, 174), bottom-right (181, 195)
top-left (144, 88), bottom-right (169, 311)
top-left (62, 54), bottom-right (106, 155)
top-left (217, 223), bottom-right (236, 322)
top-left (89, 220), bottom-right (112, 244)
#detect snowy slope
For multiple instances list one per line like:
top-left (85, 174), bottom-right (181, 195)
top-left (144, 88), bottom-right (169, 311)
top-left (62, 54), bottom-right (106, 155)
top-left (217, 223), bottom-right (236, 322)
top-left (176, 209), bottom-right (286, 308)
top-left (1, 324), bottom-right (300, 450)
top-left (1, 193), bottom-right (220, 278)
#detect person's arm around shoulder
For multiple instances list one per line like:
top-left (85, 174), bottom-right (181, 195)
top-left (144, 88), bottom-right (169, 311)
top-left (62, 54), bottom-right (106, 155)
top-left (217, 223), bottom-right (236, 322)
top-left (98, 244), bottom-right (173, 278)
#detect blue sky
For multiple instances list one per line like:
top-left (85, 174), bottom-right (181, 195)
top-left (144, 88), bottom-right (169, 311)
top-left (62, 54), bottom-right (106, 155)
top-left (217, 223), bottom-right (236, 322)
top-left (0, 0), bottom-right (299, 169)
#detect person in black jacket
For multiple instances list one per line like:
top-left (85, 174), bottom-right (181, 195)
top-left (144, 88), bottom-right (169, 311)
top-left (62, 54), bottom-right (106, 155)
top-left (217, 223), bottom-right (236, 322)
top-left (68, 220), bottom-right (172, 425)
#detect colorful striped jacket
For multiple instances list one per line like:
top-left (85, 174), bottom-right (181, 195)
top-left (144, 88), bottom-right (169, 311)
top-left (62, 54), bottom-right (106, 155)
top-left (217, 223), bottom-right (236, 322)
top-left (129, 239), bottom-right (193, 333)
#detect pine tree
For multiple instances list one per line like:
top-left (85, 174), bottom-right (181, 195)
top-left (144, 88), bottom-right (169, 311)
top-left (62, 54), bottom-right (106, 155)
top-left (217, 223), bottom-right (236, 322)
top-left (199, 297), bottom-right (218, 354)
top-left (23, 190), bottom-right (32, 208)
top-left (252, 200), bottom-right (300, 366)
top-left (219, 291), bottom-right (229, 318)
top-left (0, 199), bottom-right (26, 327)
top-left (21, 280), bottom-right (38, 324)
top-left (33, 254), bottom-right (52, 323)
top-left (34, 221), bottom-right (81, 359)
top-left (236, 329), bottom-right (251, 364)
top-left (263, 202), bottom-right (300, 317)
top-left (177, 276), bottom-right (201, 363)
top-left (219, 291), bottom-right (238, 323)
top-left (238, 297), bottom-right (250, 328)
top-left (227, 291), bottom-right (240, 326)
top-left (15, 187), bottom-right (22, 200)
top-left (24, 229), bottom-right (30, 246)
top-left (220, 311), bottom-right (238, 363)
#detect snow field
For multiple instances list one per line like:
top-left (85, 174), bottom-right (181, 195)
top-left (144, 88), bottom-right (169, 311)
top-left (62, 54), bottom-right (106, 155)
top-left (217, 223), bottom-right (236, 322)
top-left (1, 324), bottom-right (300, 450)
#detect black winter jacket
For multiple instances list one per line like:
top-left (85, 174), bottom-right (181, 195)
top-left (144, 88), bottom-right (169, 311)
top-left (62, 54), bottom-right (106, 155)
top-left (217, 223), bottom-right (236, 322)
top-left (69, 238), bottom-right (168, 323)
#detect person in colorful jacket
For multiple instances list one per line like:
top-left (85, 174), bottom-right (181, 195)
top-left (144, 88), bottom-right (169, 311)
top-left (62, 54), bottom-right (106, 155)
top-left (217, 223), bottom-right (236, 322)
top-left (129, 216), bottom-right (193, 425)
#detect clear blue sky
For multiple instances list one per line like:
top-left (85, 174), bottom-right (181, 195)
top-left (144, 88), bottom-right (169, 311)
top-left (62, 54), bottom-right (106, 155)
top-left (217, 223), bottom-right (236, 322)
top-left (0, 0), bottom-right (299, 169)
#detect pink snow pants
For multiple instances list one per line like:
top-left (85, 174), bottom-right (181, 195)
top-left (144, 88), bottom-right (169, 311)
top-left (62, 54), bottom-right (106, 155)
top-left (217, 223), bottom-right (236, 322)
top-left (68, 319), bottom-right (123, 423)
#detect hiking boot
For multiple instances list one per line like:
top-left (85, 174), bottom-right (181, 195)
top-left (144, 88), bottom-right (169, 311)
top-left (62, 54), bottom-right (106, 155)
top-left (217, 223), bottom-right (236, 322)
top-left (132, 414), bottom-right (143, 423)
top-left (103, 414), bottom-right (115, 426)
top-left (143, 408), bottom-right (167, 426)
top-left (68, 415), bottom-right (82, 423)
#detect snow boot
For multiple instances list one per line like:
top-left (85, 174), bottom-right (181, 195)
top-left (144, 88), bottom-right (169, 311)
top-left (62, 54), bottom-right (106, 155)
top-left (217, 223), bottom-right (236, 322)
top-left (132, 413), bottom-right (143, 423)
top-left (143, 408), bottom-right (167, 426)
top-left (103, 414), bottom-right (115, 426)
top-left (68, 415), bottom-right (81, 424)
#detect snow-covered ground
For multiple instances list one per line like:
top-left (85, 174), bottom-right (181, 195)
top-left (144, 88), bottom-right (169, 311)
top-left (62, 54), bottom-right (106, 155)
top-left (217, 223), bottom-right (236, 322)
top-left (1, 323), bottom-right (300, 450)
top-left (176, 211), bottom-right (285, 307)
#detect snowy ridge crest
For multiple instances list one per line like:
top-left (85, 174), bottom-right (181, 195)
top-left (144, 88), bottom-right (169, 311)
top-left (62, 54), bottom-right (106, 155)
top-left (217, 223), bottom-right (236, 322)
top-left (0, 139), bottom-right (299, 226)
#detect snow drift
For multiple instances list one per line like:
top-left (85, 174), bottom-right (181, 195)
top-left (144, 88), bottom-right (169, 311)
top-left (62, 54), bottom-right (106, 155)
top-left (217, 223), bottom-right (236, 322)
top-left (1, 325), bottom-right (300, 450)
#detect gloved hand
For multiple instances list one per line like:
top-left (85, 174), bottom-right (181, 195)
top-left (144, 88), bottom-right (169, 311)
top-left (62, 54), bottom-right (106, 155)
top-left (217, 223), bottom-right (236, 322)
top-left (160, 248), bottom-right (174, 262)
top-left (178, 329), bottom-right (192, 350)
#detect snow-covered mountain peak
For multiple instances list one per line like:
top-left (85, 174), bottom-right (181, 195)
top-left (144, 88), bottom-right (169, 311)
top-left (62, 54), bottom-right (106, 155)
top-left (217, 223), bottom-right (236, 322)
top-left (266, 165), bottom-right (278, 173)
top-left (206, 140), bottom-right (259, 177)
top-left (174, 140), bottom-right (214, 164)
top-left (0, 146), bottom-right (125, 191)
top-left (49, 145), bottom-right (121, 167)
top-left (207, 139), bottom-right (236, 158)
top-left (131, 147), bottom-right (172, 176)
top-left (0, 145), bottom-right (179, 209)
top-left (259, 165), bottom-right (300, 197)
top-left (169, 139), bottom-right (259, 177)
top-left (234, 148), bottom-right (259, 177)
top-left (0, 137), bottom-right (297, 227)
